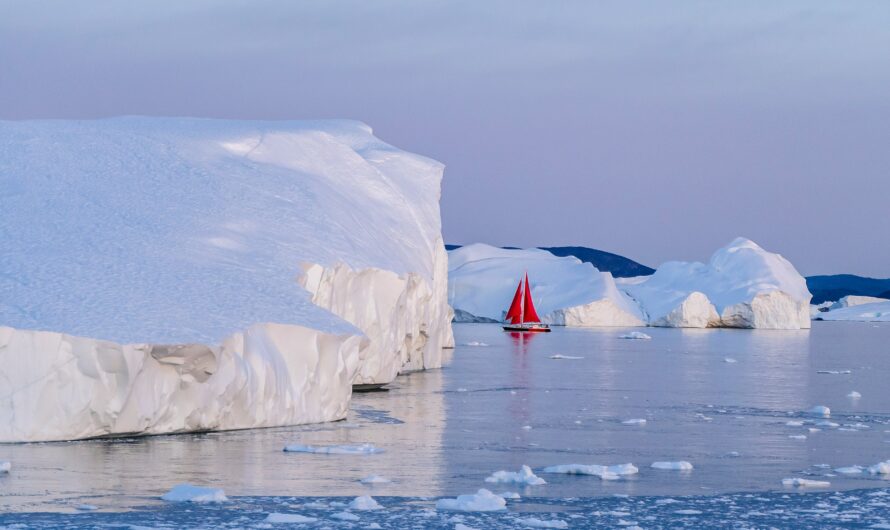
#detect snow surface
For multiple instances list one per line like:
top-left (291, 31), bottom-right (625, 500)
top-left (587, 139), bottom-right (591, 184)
top-left (623, 238), bottom-right (811, 329)
top-left (161, 484), bottom-right (228, 503)
top-left (283, 443), bottom-right (382, 455)
top-left (435, 489), bottom-right (507, 511)
top-left (817, 301), bottom-right (890, 322)
top-left (0, 117), bottom-right (453, 442)
top-left (447, 244), bottom-right (645, 326)
top-left (484, 465), bottom-right (546, 485)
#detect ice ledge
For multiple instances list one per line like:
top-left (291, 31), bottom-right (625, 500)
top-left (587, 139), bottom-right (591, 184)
top-left (0, 324), bottom-right (363, 443)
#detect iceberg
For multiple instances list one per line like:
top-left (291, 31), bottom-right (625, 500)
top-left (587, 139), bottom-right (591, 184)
top-left (623, 238), bottom-right (812, 329)
top-left (830, 295), bottom-right (890, 309)
top-left (0, 117), bottom-right (452, 442)
top-left (816, 300), bottom-right (890, 322)
top-left (447, 244), bottom-right (645, 327)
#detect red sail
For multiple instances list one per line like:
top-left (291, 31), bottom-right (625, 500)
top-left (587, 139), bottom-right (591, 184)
top-left (505, 279), bottom-right (524, 324)
top-left (522, 273), bottom-right (542, 323)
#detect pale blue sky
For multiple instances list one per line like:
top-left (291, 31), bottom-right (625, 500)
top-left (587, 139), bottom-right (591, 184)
top-left (2, 1), bottom-right (888, 275)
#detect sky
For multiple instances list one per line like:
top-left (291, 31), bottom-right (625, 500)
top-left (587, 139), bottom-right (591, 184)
top-left (1, 1), bottom-right (888, 276)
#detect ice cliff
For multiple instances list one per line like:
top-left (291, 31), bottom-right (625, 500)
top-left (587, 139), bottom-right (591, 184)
top-left (448, 238), bottom-right (811, 330)
top-left (0, 117), bottom-right (452, 442)
top-left (447, 244), bottom-right (645, 326)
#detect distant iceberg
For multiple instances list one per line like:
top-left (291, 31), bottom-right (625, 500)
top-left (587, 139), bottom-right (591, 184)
top-left (0, 117), bottom-right (452, 442)
top-left (622, 238), bottom-right (812, 329)
top-left (447, 244), bottom-right (646, 327)
top-left (816, 300), bottom-right (890, 322)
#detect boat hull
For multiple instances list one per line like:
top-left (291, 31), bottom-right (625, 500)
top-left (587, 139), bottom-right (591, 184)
top-left (502, 324), bottom-right (551, 333)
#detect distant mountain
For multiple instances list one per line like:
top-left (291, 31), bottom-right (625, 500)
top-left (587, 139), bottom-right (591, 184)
top-left (805, 274), bottom-right (890, 304)
top-left (445, 244), bottom-right (654, 278)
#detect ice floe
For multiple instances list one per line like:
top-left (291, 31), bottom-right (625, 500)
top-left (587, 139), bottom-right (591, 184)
top-left (807, 406), bottom-right (831, 418)
top-left (0, 461), bottom-right (9, 473)
top-left (848, 391), bottom-right (862, 399)
top-left (543, 463), bottom-right (638, 480)
top-left (869, 461), bottom-right (890, 474)
top-left (485, 465), bottom-right (546, 485)
top-left (435, 489), bottom-right (507, 511)
top-left (619, 332), bottom-right (652, 340)
top-left (515, 517), bottom-right (569, 528)
top-left (283, 443), bottom-right (382, 455)
top-left (360, 475), bottom-right (391, 484)
top-left (265, 513), bottom-right (318, 524)
top-left (160, 484), bottom-right (228, 503)
top-left (331, 511), bottom-right (360, 521)
top-left (549, 354), bottom-right (584, 360)
top-left (622, 418), bottom-right (647, 425)
top-left (782, 478), bottom-right (830, 487)
top-left (74, 504), bottom-right (98, 511)
top-left (651, 461), bottom-right (694, 471)
top-left (835, 466), bottom-right (864, 474)
top-left (348, 496), bottom-right (382, 510)
top-left (724, 357), bottom-right (738, 363)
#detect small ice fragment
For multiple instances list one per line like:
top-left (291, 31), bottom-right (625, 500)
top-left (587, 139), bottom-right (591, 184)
top-left (283, 443), bottom-right (382, 455)
top-left (549, 354), bottom-right (583, 360)
top-left (655, 498), bottom-right (679, 505)
top-left (724, 357), bottom-right (737, 363)
top-left (499, 491), bottom-right (520, 499)
top-left (515, 517), bottom-right (569, 528)
top-left (807, 406), bottom-right (831, 418)
top-left (788, 435), bottom-right (807, 440)
top-left (457, 388), bottom-right (468, 392)
top-left (331, 511), bottom-right (360, 521)
top-left (782, 478), bottom-right (830, 487)
top-left (848, 391), bottom-right (862, 399)
top-left (651, 461), bottom-right (694, 471)
top-left (161, 484), bottom-right (228, 503)
top-left (0, 461), bottom-right (10, 473)
top-left (522, 425), bottom-right (533, 430)
top-left (674, 510), bottom-right (702, 515)
top-left (74, 504), bottom-right (98, 511)
top-left (348, 496), bottom-right (382, 510)
top-left (484, 465), bottom-right (546, 485)
top-left (265, 513), bottom-right (318, 524)
top-left (455, 525), bottom-right (480, 530)
top-left (834, 466), bottom-right (864, 474)
top-left (725, 451), bottom-right (741, 458)
top-left (809, 428), bottom-right (821, 433)
top-left (435, 489), bottom-right (507, 511)
top-left (816, 370), bottom-right (851, 374)
top-left (622, 418), bottom-right (647, 425)
top-left (360, 475), bottom-right (390, 484)
top-left (619, 331), bottom-right (651, 340)
top-left (868, 460), bottom-right (890, 474)
top-left (815, 420), bottom-right (839, 428)
top-left (786, 420), bottom-right (804, 427)
top-left (463, 341), bottom-right (489, 347)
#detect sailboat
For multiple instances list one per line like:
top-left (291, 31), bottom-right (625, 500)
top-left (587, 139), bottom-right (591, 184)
top-left (502, 273), bottom-right (551, 332)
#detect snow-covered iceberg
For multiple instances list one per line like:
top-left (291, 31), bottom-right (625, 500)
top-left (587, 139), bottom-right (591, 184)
top-left (0, 117), bottom-right (452, 442)
top-left (447, 244), bottom-right (645, 327)
top-left (622, 238), bottom-right (811, 329)
top-left (830, 295), bottom-right (890, 310)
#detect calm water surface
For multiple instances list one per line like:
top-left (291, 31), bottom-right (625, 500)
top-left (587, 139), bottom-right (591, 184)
top-left (1, 321), bottom-right (889, 514)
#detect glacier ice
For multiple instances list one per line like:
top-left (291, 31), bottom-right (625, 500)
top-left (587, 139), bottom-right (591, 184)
top-left (830, 295), bottom-right (890, 309)
top-left (623, 238), bottom-right (812, 329)
top-left (447, 244), bottom-right (645, 327)
top-left (816, 300), bottom-right (890, 322)
top-left (0, 117), bottom-right (452, 442)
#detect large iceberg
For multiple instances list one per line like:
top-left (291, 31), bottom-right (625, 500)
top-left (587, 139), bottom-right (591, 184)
top-left (447, 244), bottom-right (645, 326)
top-left (0, 117), bottom-right (452, 442)
top-left (623, 238), bottom-right (812, 329)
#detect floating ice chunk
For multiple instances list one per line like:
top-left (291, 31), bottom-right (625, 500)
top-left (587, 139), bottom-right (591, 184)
top-left (161, 484), bottom-right (228, 503)
top-left (515, 517), bottom-right (569, 528)
top-left (360, 475), bottom-right (390, 484)
top-left (622, 418), bottom-right (647, 425)
top-left (809, 428), bottom-right (821, 433)
top-left (265, 513), bottom-right (318, 524)
top-left (655, 498), bottom-right (680, 505)
top-left (674, 509), bottom-right (703, 515)
top-left (724, 357), bottom-right (738, 363)
top-left (463, 341), bottom-right (489, 347)
top-left (455, 525), bottom-right (480, 530)
top-left (807, 406), bottom-right (831, 418)
top-left (485, 465), bottom-right (546, 485)
top-left (283, 443), bottom-right (382, 455)
top-left (457, 388), bottom-right (469, 392)
top-left (651, 461), bottom-right (693, 471)
top-left (848, 391), bottom-right (862, 399)
top-left (789, 435), bottom-right (807, 440)
top-left (725, 451), bottom-right (741, 458)
top-left (543, 463), bottom-right (638, 480)
top-left (786, 420), bottom-right (804, 426)
top-left (549, 354), bottom-right (583, 360)
top-left (349, 496), bottom-right (382, 510)
top-left (868, 461), bottom-right (890, 474)
top-left (817, 370), bottom-right (852, 375)
top-left (815, 421), bottom-right (839, 428)
top-left (435, 489), bottom-right (507, 511)
top-left (835, 466), bottom-right (864, 474)
top-left (74, 504), bottom-right (98, 511)
top-left (0, 461), bottom-right (10, 473)
top-left (619, 332), bottom-right (651, 340)
top-left (782, 478), bottom-right (830, 487)
top-left (499, 491), bottom-right (521, 499)
top-left (331, 511), bottom-right (360, 521)
top-left (522, 425), bottom-right (533, 430)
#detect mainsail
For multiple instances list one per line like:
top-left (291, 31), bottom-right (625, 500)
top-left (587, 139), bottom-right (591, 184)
top-left (504, 274), bottom-right (542, 324)
top-left (522, 273), bottom-right (542, 323)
